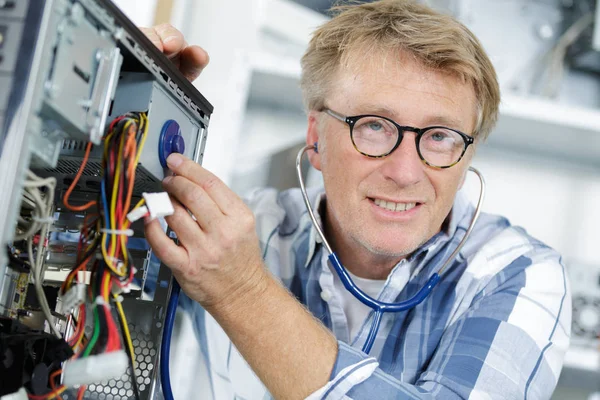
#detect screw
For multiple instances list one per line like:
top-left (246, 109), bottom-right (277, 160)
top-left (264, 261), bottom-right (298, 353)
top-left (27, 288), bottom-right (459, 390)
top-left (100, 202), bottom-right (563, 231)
top-left (537, 23), bottom-right (554, 40)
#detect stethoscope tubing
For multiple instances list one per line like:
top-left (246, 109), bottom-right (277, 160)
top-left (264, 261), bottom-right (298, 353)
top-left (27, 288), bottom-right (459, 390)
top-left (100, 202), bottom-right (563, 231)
top-left (296, 144), bottom-right (485, 353)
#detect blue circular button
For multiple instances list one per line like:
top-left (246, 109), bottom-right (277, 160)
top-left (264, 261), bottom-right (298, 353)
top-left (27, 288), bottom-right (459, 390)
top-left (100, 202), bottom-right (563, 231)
top-left (171, 135), bottom-right (185, 154)
top-left (159, 120), bottom-right (186, 168)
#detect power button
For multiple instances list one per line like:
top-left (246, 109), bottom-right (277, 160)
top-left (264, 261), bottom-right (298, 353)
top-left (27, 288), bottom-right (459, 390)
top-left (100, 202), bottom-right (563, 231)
top-left (159, 120), bottom-right (186, 168)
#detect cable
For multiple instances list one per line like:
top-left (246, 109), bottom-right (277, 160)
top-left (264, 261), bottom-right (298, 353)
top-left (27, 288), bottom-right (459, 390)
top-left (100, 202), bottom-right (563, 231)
top-left (114, 294), bottom-right (141, 400)
top-left (113, 294), bottom-right (135, 367)
top-left (63, 142), bottom-right (97, 211)
top-left (160, 279), bottom-right (180, 400)
top-left (28, 112), bottom-right (150, 398)
top-left (22, 170), bottom-right (61, 338)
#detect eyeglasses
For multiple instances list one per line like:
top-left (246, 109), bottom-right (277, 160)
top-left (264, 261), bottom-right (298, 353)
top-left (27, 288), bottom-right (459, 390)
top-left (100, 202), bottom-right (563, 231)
top-left (322, 108), bottom-right (474, 169)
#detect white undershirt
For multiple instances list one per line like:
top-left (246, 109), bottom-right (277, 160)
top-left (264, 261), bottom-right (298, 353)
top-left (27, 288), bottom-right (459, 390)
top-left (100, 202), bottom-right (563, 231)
top-left (331, 267), bottom-right (387, 341)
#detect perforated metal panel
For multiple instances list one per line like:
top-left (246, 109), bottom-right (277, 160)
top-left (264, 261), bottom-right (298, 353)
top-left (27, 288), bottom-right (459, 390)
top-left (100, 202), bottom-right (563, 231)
top-left (62, 322), bottom-right (159, 400)
top-left (40, 155), bottom-right (161, 195)
top-left (60, 257), bottom-right (173, 400)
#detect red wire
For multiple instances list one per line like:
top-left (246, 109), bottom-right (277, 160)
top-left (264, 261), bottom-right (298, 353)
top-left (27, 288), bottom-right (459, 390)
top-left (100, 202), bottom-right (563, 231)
top-left (103, 303), bottom-right (121, 352)
top-left (108, 116), bottom-right (125, 132)
top-left (77, 386), bottom-right (86, 400)
top-left (68, 304), bottom-right (86, 348)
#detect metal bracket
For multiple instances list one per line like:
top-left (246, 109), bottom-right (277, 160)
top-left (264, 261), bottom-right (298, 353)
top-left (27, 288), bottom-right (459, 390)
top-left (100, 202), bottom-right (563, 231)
top-left (86, 47), bottom-right (122, 144)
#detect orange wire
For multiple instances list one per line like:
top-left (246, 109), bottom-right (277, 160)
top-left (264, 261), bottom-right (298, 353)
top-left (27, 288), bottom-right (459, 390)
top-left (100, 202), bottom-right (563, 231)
top-left (63, 142), bottom-right (97, 211)
top-left (77, 387), bottom-right (85, 400)
top-left (68, 304), bottom-right (86, 348)
top-left (27, 389), bottom-right (65, 400)
top-left (122, 128), bottom-right (137, 217)
top-left (61, 254), bottom-right (92, 293)
top-left (46, 369), bottom-right (64, 400)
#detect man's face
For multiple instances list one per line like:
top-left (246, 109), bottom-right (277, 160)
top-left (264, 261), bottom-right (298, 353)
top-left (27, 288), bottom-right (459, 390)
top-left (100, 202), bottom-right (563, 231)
top-left (307, 51), bottom-right (478, 274)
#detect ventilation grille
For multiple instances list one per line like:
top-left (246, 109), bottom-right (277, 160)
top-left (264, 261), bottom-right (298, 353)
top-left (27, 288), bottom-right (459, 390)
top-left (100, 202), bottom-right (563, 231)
top-left (43, 158), bottom-right (159, 196)
top-left (46, 159), bottom-right (103, 177)
top-left (62, 324), bottom-right (156, 400)
top-left (62, 140), bottom-right (88, 152)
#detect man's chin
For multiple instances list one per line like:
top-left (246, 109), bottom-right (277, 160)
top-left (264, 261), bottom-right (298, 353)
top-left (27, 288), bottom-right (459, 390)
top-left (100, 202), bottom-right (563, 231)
top-left (360, 239), bottom-right (420, 259)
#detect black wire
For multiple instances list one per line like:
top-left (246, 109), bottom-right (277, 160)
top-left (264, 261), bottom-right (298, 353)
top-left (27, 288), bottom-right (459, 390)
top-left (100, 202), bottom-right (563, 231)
top-left (115, 302), bottom-right (141, 400)
top-left (92, 263), bottom-right (109, 355)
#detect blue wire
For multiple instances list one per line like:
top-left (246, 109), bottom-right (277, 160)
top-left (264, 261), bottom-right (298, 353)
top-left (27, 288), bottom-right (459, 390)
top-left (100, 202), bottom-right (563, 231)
top-left (100, 179), bottom-right (110, 250)
top-left (161, 278), bottom-right (180, 400)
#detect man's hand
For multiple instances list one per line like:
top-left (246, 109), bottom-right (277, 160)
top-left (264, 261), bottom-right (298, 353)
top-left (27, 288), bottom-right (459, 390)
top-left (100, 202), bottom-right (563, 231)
top-left (140, 23), bottom-right (209, 82)
top-left (144, 153), bottom-right (268, 308)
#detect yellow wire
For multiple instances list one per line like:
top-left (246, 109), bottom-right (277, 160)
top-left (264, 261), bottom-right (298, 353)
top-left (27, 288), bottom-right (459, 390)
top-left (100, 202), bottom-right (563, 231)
top-left (120, 114), bottom-right (148, 270)
top-left (101, 239), bottom-right (125, 276)
top-left (103, 120), bottom-right (133, 273)
top-left (128, 198), bottom-right (147, 225)
top-left (102, 270), bottom-right (111, 300)
top-left (133, 113), bottom-right (149, 166)
top-left (119, 198), bottom-right (146, 270)
top-left (103, 129), bottom-right (115, 161)
top-left (109, 121), bottom-right (131, 263)
top-left (74, 329), bottom-right (85, 351)
top-left (101, 114), bottom-right (148, 276)
top-left (113, 293), bottom-right (136, 368)
top-left (43, 386), bottom-right (67, 399)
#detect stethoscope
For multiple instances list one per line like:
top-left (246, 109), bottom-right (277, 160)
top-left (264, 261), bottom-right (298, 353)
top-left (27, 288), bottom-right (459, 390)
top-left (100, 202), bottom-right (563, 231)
top-left (295, 144), bottom-right (486, 354)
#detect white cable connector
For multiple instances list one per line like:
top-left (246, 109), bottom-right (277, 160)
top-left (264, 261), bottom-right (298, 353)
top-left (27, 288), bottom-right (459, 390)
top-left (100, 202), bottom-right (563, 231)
top-left (100, 228), bottom-right (134, 236)
top-left (142, 192), bottom-right (174, 220)
top-left (59, 283), bottom-right (86, 312)
top-left (62, 351), bottom-right (128, 387)
top-left (127, 205), bottom-right (149, 223)
top-left (111, 282), bottom-right (131, 295)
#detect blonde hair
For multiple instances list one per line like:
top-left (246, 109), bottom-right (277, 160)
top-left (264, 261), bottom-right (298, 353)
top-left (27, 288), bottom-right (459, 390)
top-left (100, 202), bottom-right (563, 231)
top-left (300, 0), bottom-right (500, 140)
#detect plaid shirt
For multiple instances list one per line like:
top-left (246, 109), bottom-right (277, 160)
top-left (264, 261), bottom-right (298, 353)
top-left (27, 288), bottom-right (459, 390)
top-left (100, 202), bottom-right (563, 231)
top-left (180, 187), bottom-right (571, 400)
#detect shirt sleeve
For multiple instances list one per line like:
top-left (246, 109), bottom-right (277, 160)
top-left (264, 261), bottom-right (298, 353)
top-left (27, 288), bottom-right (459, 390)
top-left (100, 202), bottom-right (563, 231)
top-left (306, 249), bottom-right (571, 400)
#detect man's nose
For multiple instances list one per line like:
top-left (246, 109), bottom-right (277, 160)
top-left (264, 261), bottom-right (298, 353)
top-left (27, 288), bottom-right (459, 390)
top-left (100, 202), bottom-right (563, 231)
top-left (378, 132), bottom-right (425, 186)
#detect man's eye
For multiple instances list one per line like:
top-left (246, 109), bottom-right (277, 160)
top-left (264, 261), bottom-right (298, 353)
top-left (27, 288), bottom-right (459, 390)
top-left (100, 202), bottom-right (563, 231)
top-left (367, 122), bottom-right (383, 131)
top-left (430, 131), bottom-right (450, 141)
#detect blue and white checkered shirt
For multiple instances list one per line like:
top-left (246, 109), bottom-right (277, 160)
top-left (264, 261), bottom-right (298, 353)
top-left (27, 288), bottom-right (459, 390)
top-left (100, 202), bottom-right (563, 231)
top-left (180, 186), bottom-right (571, 399)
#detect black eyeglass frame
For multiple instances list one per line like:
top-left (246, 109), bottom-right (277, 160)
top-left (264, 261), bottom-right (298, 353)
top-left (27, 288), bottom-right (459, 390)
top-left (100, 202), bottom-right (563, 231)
top-left (322, 108), bottom-right (475, 169)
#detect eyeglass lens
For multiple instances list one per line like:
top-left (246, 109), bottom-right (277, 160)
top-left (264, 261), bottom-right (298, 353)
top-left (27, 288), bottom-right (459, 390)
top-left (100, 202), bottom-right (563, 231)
top-left (351, 116), bottom-right (466, 167)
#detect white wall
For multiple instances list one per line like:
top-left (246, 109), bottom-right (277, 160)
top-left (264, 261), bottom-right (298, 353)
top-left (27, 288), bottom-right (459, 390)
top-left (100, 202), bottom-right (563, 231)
top-left (468, 148), bottom-right (599, 265)
top-left (112, 0), bottom-right (158, 27)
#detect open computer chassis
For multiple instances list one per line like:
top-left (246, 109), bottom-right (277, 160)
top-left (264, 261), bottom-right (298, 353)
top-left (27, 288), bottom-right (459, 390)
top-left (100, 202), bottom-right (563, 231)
top-left (0, 0), bottom-right (212, 398)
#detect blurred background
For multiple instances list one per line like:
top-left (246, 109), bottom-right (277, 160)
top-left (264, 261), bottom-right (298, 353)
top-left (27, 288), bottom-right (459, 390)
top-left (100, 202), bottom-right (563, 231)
top-left (114, 0), bottom-right (600, 398)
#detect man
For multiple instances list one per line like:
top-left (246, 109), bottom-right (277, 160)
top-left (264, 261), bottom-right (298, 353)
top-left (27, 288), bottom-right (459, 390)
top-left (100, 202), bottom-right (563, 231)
top-left (143, 1), bottom-right (571, 398)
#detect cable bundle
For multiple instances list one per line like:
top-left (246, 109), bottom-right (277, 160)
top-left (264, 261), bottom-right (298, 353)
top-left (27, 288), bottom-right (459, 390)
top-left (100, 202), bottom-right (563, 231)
top-left (15, 172), bottom-right (60, 339)
top-left (30, 112), bottom-right (150, 400)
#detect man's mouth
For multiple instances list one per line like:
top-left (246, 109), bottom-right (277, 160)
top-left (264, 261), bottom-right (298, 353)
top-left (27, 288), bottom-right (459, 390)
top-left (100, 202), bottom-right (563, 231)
top-left (371, 198), bottom-right (419, 212)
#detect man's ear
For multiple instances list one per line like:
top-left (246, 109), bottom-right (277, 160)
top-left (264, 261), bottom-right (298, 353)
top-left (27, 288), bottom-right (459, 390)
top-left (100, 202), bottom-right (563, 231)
top-left (306, 111), bottom-right (322, 171)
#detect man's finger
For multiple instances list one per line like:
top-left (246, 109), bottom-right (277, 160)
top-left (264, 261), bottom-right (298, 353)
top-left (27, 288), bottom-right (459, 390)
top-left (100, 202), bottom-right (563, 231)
top-left (162, 175), bottom-right (223, 231)
top-left (144, 218), bottom-right (189, 272)
top-left (179, 45), bottom-right (209, 82)
top-left (154, 23), bottom-right (186, 58)
top-left (165, 153), bottom-right (244, 215)
top-left (164, 197), bottom-right (207, 249)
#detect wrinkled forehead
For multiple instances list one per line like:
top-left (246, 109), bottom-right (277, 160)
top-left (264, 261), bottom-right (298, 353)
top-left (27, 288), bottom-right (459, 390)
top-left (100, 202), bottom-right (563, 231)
top-left (326, 47), bottom-right (479, 132)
